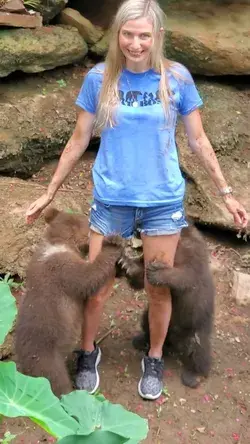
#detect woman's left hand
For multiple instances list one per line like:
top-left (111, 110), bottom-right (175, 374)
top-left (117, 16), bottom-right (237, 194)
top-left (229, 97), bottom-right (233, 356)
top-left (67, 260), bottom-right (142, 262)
top-left (223, 195), bottom-right (249, 229)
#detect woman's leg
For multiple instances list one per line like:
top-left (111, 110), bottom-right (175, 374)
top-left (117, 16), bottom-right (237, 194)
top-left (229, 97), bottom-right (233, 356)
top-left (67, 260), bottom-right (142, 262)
top-left (138, 232), bottom-right (180, 400)
top-left (81, 230), bottom-right (115, 352)
top-left (75, 229), bottom-right (115, 393)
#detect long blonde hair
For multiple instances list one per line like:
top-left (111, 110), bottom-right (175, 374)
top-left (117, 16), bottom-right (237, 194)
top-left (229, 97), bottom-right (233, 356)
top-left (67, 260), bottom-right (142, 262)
top-left (95, 0), bottom-right (174, 132)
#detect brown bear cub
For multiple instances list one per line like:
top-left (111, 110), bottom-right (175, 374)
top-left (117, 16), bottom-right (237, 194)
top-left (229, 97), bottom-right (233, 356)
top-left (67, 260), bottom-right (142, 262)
top-left (15, 207), bottom-right (124, 397)
top-left (119, 225), bottom-right (215, 388)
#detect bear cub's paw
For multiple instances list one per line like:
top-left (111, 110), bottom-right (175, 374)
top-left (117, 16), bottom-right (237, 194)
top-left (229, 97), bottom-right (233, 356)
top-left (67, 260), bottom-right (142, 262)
top-left (146, 260), bottom-right (169, 286)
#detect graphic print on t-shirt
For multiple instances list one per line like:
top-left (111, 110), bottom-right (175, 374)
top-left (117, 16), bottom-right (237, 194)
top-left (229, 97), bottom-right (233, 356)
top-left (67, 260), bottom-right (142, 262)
top-left (119, 89), bottom-right (161, 107)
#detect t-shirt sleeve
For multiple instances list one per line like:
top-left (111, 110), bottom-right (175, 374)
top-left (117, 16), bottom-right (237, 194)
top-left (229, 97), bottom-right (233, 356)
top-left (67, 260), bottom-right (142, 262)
top-left (75, 71), bottom-right (98, 114)
top-left (176, 64), bottom-right (203, 116)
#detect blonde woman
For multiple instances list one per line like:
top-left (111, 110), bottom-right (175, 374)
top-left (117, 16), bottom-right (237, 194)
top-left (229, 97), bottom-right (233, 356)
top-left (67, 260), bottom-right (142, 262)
top-left (26, 0), bottom-right (248, 400)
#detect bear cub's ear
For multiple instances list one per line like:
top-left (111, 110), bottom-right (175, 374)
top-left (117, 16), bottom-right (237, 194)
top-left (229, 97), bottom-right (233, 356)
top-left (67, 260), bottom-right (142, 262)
top-left (44, 207), bottom-right (60, 224)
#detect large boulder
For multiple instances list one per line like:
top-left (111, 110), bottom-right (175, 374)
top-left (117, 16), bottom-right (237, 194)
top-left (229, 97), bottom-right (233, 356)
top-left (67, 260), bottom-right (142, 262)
top-left (58, 7), bottom-right (104, 45)
top-left (179, 80), bottom-right (250, 231)
top-left (0, 65), bottom-right (86, 178)
top-left (0, 25), bottom-right (87, 78)
top-left (37, 0), bottom-right (68, 24)
top-left (163, 0), bottom-right (250, 75)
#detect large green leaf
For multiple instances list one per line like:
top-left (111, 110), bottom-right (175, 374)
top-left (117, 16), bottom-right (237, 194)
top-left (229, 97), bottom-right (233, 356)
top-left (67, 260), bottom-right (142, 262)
top-left (61, 391), bottom-right (148, 442)
top-left (0, 362), bottom-right (79, 439)
top-left (58, 431), bottom-right (129, 444)
top-left (0, 283), bottom-right (17, 345)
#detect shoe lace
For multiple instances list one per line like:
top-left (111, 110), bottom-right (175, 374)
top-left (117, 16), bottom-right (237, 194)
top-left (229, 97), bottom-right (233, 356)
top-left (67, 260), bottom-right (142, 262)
top-left (146, 357), bottom-right (164, 377)
top-left (74, 349), bottom-right (95, 371)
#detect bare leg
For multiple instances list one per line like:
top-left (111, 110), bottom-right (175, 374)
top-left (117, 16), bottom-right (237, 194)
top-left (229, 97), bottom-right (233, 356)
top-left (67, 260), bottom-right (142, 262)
top-left (81, 230), bottom-right (115, 352)
top-left (142, 233), bottom-right (180, 359)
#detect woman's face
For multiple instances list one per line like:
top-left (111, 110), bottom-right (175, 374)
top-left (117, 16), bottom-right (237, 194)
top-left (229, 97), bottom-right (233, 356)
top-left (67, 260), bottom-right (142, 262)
top-left (119, 17), bottom-right (154, 69)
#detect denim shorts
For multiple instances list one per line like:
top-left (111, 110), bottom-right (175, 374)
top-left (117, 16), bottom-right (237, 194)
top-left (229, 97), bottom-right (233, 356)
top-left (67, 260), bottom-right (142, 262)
top-left (89, 199), bottom-right (188, 238)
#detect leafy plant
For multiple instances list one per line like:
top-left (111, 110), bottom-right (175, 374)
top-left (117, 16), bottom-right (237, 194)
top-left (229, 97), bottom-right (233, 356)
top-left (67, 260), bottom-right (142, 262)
top-left (61, 391), bottom-right (148, 443)
top-left (0, 282), bottom-right (17, 344)
top-left (23, 0), bottom-right (41, 11)
top-left (58, 431), bottom-right (129, 444)
top-left (0, 273), bottom-right (23, 289)
top-left (0, 431), bottom-right (16, 443)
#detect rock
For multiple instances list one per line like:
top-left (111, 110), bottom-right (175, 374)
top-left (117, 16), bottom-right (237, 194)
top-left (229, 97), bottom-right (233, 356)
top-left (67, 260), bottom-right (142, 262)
top-left (0, 176), bottom-right (86, 277)
top-left (90, 29), bottom-right (111, 56)
top-left (37, 0), bottom-right (68, 25)
top-left (161, 0), bottom-right (250, 75)
top-left (67, 0), bottom-right (121, 29)
top-left (58, 8), bottom-right (103, 45)
top-left (0, 25), bottom-right (87, 77)
top-left (0, 11), bottom-right (42, 28)
top-left (178, 80), bottom-right (250, 234)
top-left (0, 69), bottom-right (79, 176)
top-left (232, 271), bottom-right (250, 306)
top-left (1, 0), bottom-right (27, 13)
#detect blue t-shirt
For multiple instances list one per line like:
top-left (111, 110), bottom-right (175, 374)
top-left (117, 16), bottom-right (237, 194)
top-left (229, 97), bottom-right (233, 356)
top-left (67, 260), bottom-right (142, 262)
top-left (76, 62), bottom-right (203, 207)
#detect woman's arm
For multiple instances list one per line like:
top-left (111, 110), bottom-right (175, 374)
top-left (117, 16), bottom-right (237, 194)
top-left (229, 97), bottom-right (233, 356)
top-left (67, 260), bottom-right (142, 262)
top-left (26, 109), bottom-right (96, 223)
top-left (181, 109), bottom-right (248, 228)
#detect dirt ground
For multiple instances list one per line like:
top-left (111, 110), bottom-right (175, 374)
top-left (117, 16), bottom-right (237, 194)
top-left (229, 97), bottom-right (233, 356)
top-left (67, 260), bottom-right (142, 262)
top-left (0, 152), bottom-right (250, 444)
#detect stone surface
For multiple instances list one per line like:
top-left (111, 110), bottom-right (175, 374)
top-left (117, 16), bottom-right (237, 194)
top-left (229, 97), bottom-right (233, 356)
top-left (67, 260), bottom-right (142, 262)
top-left (58, 8), bottom-right (103, 44)
top-left (232, 271), bottom-right (250, 306)
top-left (0, 11), bottom-right (42, 27)
top-left (0, 0), bottom-right (27, 13)
top-left (162, 0), bottom-right (250, 75)
top-left (0, 25), bottom-right (87, 77)
top-left (177, 80), bottom-right (250, 232)
top-left (37, 0), bottom-right (68, 24)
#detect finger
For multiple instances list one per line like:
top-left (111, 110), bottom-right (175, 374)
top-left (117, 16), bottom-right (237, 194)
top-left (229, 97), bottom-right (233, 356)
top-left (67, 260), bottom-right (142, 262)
top-left (237, 208), bottom-right (249, 227)
top-left (26, 210), bottom-right (41, 224)
top-left (26, 204), bottom-right (38, 217)
top-left (233, 212), bottom-right (242, 228)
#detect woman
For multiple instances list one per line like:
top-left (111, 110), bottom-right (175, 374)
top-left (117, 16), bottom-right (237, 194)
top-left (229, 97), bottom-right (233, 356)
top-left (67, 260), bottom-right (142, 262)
top-left (26, 0), bottom-right (248, 400)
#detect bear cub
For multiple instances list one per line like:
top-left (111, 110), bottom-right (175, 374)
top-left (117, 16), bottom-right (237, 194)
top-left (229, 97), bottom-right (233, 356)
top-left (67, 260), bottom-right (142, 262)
top-left (119, 225), bottom-right (215, 388)
top-left (15, 207), bottom-right (124, 397)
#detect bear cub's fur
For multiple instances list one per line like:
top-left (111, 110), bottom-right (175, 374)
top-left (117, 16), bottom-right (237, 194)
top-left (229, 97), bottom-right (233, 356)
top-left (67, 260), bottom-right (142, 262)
top-left (15, 207), bottom-right (124, 397)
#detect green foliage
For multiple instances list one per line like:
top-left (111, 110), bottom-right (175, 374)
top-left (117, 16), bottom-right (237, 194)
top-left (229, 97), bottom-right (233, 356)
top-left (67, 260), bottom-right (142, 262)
top-left (58, 431), bottom-right (129, 444)
top-left (0, 363), bottom-right (148, 442)
top-left (0, 431), bottom-right (16, 443)
top-left (61, 391), bottom-right (148, 443)
top-left (0, 362), bottom-right (79, 439)
top-left (23, 0), bottom-right (41, 11)
top-left (0, 273), bottom-right (23, 289)
top-left (0, 282), bottom-right (17, 344)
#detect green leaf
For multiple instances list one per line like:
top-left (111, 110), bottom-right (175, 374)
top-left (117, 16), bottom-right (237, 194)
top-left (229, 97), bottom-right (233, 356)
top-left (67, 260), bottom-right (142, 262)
top-left (61, 391), bottom-right (148, 442)
top-left (0, 283), bottom-right (17, 345)
top-left (0, 362), bottom-right (79, 439)
top-left (58, 430), bottom-right (129, 444)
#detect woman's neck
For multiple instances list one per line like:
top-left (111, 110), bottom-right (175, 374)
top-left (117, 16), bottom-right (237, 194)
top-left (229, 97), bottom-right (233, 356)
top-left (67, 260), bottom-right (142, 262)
top-left (125, 58), bottom-right (151, 73)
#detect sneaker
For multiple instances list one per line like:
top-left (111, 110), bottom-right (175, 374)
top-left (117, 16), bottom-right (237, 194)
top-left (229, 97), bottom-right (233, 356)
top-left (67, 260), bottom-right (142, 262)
top-left (138, 355), bottom-right (164, 400)
top-left (75, 346), bottom-right (101, 394)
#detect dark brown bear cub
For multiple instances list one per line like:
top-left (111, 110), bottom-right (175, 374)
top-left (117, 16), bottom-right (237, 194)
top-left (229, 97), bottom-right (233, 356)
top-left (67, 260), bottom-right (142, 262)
top-left (15, 207), bottom-right (124, 397)
top-left (119, 225), bottom-right (215, 388)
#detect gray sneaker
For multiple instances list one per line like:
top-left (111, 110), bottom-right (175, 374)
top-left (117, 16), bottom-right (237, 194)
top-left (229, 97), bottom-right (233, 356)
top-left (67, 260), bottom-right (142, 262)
top-left (75, 346), bottom-right (101, 394)
top-left (138, 355), bottom-right (164, 400)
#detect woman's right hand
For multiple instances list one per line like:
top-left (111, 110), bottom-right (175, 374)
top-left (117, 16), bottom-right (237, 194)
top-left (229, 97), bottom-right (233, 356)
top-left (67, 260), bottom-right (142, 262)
top-left (26, 193), bottom-right (52, 224)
